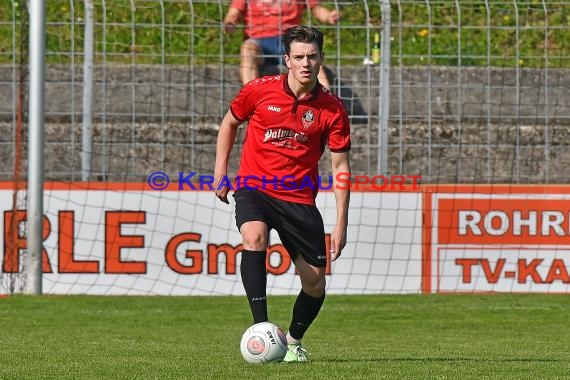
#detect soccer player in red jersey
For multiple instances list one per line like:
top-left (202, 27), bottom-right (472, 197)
top-left (223, 0), bottom-right (339, 87)
top-left (213, 26), bottom-right (351, 362)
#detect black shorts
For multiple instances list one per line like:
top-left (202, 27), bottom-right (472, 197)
top-left (233, 188), bottom-right (326, 268)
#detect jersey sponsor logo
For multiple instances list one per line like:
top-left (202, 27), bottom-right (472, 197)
top-left (302, 110), bottom-right (314, 129)
top-left (263, 128), bottom-right (308, 144)
top-left (267, 105), bottom-right (281, 112)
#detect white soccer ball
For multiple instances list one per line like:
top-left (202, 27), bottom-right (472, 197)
top-left (240, 321), bottom-right (288, 364)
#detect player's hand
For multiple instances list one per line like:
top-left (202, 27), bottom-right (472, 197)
top-left (223, 8), bottom-right (241, 34)
top-left (214, 187), bottom-right (229, 204)
top-left (329, 225), bottom-right (347, 261)
top-left (327, 10), bottom-right (340, 25)
top-left (223, 20), bottom-right (237, 34)
top-left (213, 173), bottom-right (230, 204)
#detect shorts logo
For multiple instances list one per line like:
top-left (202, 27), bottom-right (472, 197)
top-left (302, 110), bottom-right (314, 129)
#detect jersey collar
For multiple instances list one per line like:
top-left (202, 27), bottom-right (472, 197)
top-left (282, 74), bottom-right (321, 102)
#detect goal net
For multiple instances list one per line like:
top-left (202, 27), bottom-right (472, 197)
top-left (1, 0), bottom-right (570, 294)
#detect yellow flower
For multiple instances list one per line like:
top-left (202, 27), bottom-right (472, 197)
top-left (503, 15), bottom-right (509, 22)
top-left (417, 28), bottom-right (429, 38)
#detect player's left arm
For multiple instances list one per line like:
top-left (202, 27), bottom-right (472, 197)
top-left (330, 151), bottom-right (350, 261)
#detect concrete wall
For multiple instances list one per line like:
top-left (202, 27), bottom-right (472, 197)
top-left (1, 64), bottom-right (568, 124)
top-left (1, 65), bottom-right (569, 183)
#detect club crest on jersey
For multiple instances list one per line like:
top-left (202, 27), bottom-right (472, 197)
top-left (302, 110), bottom-right (314, 129)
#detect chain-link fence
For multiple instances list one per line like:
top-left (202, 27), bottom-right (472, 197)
top-left (1, 1), bottom-right (569, 183)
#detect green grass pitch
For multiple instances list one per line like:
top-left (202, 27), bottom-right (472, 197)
top-left (0, 294), bottom-right (568, 379)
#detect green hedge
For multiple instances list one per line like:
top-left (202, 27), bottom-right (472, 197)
top-left (0, 1), bottom-right (568, 67)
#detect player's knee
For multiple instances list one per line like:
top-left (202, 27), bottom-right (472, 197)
top-left (303, 276), bottom-right (326, 297)
top-left (241, 231), bottom-right (267, 250)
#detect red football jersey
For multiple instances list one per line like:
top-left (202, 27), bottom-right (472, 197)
top-left (230, 0), bottom-right (319, 38)
top-left (230, 74), bottom-right (351, 205)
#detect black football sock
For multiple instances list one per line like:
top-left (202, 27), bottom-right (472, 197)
top-left (240, 250), bottom-right (268, 324)
top-left (288, 289), bottom-right (325, 340)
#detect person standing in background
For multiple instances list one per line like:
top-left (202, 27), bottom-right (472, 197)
top-left (223, 0), bottom-right (340, 88)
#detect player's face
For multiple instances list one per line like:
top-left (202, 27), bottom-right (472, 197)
top-left (284, 41), bottom-right (322, 87)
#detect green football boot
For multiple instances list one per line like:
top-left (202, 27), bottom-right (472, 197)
top-left (283, 342), bottom-right (311, 363)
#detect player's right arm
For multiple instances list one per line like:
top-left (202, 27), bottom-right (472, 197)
top-left (214, 110), bottom-right (241, 204)
top-left (223, 7), bottom-right (243, 34)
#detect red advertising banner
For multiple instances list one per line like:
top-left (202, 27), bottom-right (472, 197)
top-left (424, 185), bottom-right (570, 293)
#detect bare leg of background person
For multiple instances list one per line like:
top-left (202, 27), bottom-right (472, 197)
top-left (318, 66), bottom-right (331, 89)
top-left (240, 39), bottom-right (262, 85)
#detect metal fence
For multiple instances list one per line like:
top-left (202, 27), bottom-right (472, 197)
top-left (1, 0), bottom-right (570, 183)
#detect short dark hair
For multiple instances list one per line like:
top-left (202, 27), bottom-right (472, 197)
top-left (282, 25), bottom-right (324, 56)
